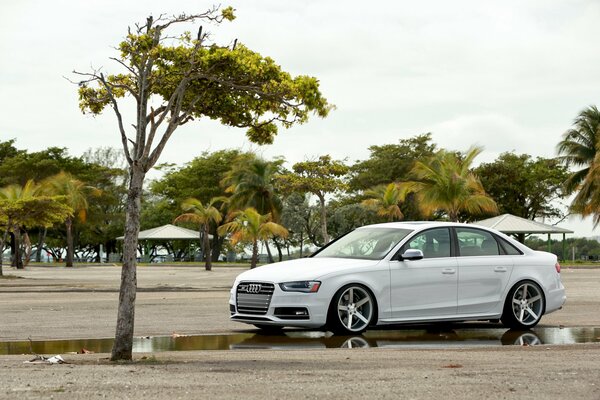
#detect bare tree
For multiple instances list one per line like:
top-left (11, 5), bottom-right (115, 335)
top-left (74, 8), bottom-right (331, 360)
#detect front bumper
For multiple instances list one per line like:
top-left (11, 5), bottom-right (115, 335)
top-left (229, 283), bottom-right (329, 328)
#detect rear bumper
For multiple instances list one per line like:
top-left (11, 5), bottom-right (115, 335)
top-left (545, 286), bottom-right (566, 315)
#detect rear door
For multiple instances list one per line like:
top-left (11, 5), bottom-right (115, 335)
top-left (454, 227), bottom-right (514, 315)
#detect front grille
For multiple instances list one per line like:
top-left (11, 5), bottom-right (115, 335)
top-left (236, 282), bottom-right (275, 315)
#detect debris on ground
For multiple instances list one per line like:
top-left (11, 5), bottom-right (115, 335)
top-left (24, 355), bottom-right (68, 364)
top-left (78, 348), bottom-right (94, 354)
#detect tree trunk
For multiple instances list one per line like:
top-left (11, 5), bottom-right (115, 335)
top-left (211, 231), bottom-right (224, 262)
top-left (317, 194), bottom-right (329, 244)
top-left (250, 240), bottom-right (258, 269)
top-left (299, 232), bottom-right (304, 258)
top-left (448, 208), bottom-right (459, 223)
top-left (274, 240), bottom-right (283, 262)
top-left (35, 227), bottom-right (47, 263)
top-left (264, 240), bottom-right (274, 263)
top-left (65, 217), bottom-right (74, 267)
top-left (23, 231), bottom-right (32, 266)
top-left (12, 227), bottom-right (23, 269)
top-left (0, 224), bottom-right (9, 276)
top-left (203, 224), bottom-right (212, 271)
top-left (111, 166), bottom-right (145, 361)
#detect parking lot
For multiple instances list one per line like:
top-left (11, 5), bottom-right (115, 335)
top-left (0, 264), bottom-right (598, 399)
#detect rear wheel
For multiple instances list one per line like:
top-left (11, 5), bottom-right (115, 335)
top-left (501, 281), bottom-right (545, 329)
top-left (327, 284), bottom-right (375, 334)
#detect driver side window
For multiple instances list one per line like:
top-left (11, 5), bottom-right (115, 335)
top-left (403, 228), bottom-right (451, 259)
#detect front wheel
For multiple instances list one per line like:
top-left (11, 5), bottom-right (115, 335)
top-left (327, 284), bottom-right (375, 334)
top-left (501, 281), bottom-right (545, 329)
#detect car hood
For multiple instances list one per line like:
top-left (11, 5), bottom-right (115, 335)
top-left (233, 257), bottom-right (382, 284)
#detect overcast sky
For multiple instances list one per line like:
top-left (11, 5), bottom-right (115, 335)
top-left (1, 0), bottom-right (599, 237)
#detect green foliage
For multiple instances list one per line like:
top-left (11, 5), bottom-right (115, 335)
top-left (0, 181), bottom-right (72, 229)
top-left (0, 147), bottom-right (91, 187)
top-left (328, 203), bottom-right (379, 239)
top-left (557, 105), bottom-right (600, 224)
top-left (476, 152), bottom-right (568, 220)
top-left (0, 141), bottom-right (127, 262)
top-left (78, 14), bottom-right (332, 148)
top-left (218, 207), bottom-right (288, 267)
top-left (41, 172), bottom-right (98, 222)
top-left (526, 236), bottom-right (600, 261)
top-left (222, 154), bottom-right (284, 220)
top-left (175, 197), bottom-right (224, 227)
top-left (281, 155), bottom-right (349, 196)
top-left (279, 155), bottom-right (349, 244)
top-left (221, 6), bottom-right (236, 21)
top-left (280, 193), bottom-right (311, 248)
top-left (362, 183), bottom-right (408, 222)
top-left (0, 139), bottom-right (25, 164)
top-left (348, 133), bottom-right (436, 191)
top-left (140, 197), bottom-right (178, 231)
top-left (151, 150), bottom-right (241, 205)
top-left (403, 146), bottom-right (498, 222)
top-left (174, 197), bottom-right (225, 269)
top-left (219, 208), bottom-right (288, 244)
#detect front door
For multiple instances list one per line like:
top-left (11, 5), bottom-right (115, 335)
top-left (390, 227), bottom-right (458, 320)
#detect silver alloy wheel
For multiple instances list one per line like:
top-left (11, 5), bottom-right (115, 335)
top-left (336, 286), bottom-right (373, 332)
top-left (513, 332), bottom-right (542, 346)
top-left (510, 282), bottom-right (544, 326)
top-left (340, 337), bottom-right (370, 349)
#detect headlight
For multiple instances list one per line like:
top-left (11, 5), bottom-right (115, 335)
top-left (279, 281), bottom-right (321, 293)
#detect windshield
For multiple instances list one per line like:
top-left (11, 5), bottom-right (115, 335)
top-left (314, 228), bottom-right (413, 260)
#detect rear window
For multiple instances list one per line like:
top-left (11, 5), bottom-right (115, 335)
top-left (498, 237), bottom-right (523, 255)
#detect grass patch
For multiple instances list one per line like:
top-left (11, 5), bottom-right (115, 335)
top-left (561, 262), bottom-right (600, 269)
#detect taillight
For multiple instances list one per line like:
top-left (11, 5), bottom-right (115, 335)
top-left (555, 262), bottom-right (561, 273)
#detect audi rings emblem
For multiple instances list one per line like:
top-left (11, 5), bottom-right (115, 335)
top-left (246, 283), bottom-right (262, 293)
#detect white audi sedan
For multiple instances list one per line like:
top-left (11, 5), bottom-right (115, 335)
top-left (229, 222), bottom-right (566, 334)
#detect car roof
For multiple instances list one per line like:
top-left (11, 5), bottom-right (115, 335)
top-left (358, 221), bottom-right (467, 231)
top-left (356, 221), bottom-right (533, 254)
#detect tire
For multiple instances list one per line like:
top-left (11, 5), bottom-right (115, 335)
top-left (327, 284), bottom-right (375, 334)
top-left (500, 330), bottom-right (542, 346)
top-left (501, 281), bottom-right (545, 329)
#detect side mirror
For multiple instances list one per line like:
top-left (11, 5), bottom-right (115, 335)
top-left (398, 249), bottom-right (424, 261)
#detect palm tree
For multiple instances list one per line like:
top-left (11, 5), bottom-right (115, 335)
top-left (42, 172), bottom-right (97, 267)
top-left (222, 155), bottom-right (283, 221)
top-left (557, 105), bottom-right (600, 224)
top-left (362, 183), bottom-right (407, 222)
top-left (218, 208), bottom-right (288, 268)
top-left (173, 197), bottom-right (224, 271)
top-left (403, 146), bottom-right (498, 222)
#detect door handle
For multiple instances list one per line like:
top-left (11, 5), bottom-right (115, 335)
top-left (494, 266), bottom-right (508, 272)
top-left (442, 268), bottom-right (456, 275)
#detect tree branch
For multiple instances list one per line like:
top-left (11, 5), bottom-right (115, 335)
top-left (98, 73), bottom-right (133, 165)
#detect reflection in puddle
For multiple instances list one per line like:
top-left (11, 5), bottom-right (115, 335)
top-left (1, 327), bottom-right (599, 355)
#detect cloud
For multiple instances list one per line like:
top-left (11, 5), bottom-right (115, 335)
top-left (427, 113), bottom-right (557, 163)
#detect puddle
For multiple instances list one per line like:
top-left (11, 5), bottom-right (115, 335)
top-left (1, 327), bottom-right (599, 355)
